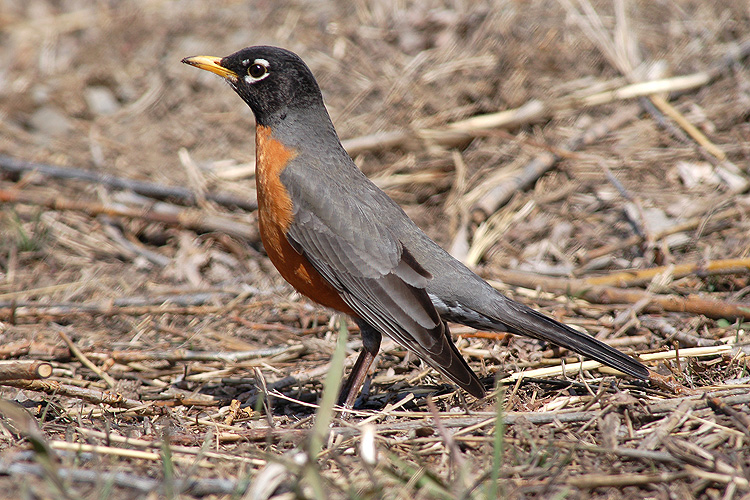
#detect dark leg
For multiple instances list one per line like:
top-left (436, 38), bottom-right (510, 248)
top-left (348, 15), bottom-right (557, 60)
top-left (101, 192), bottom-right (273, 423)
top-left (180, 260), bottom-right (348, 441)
top-left (338, 320), bottom-right (382, 408)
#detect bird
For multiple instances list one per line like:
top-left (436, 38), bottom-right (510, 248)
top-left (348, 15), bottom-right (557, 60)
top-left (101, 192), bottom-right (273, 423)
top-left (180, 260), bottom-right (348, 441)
top-left (182, 46), bottom-right (650, 407)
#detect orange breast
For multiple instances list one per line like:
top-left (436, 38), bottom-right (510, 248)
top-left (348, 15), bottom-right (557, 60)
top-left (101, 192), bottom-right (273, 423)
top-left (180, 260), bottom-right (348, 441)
top-left (255, 125), bottom-right (356, 316)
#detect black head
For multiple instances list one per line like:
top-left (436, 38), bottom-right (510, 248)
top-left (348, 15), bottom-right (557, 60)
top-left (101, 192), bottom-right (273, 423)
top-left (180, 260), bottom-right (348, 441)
top-left (182, 46), bottom-right (324, 125)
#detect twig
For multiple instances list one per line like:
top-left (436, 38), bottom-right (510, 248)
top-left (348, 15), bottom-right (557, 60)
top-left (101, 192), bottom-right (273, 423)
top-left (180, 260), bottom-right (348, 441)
top-left (641, 317), bottom-right (723, 348)
top-left (0, 340), bottom-right (70, 361)
top-left (466, 199), bottom-right (535, 266)
top-left (0, 303), bottom-right (242, 322)
top-left (1, 291), bottom-right (235, 310)
top-left (0, 361), bottom-right (52, 380)
top-left (497, 360), bottom-right (633, 382)
top-left (638, 399), bottom-right (693, 451)
top-left (0, 462), bottom-right (245, 497)
top-left (355, 393), bottom-right (416, 427)
top-left (582, 258), bottom-right (750, 287)
top-left (0, 291), bottom-right (249, 321)
top-left (49, 441), bottom-right (211, 466)
top-left (706, 396), bottom-right (750, 436)
top-left (643, 389), bottom-right (750, 416)
top-left (497, 345), bottom-right (737, 382)
top-left (0, 280), bottom-right (90, 302)
top-left (264, 351), bottom-right (359, 393)
top-left (579, 73), bottom-right (711, 107)
top-left (100, 220), bottom-right (171, 267)
top-left (99, 345), bottom-right (303, 364)
top-left (75, 427), bottom-right (269, 462)
top-left (648, 95), bottom-right (726, 161)
top-left (56, 328), bottom-right (117, 389)
top-left (0, 379), bottom-right (148, 411)
top-left (0, 154), bottom-right (257, 211)
top-left (341, 100), bottom-right (546, 156)
top-left (332, 410), bottom-right (613, 436)
top-left (566, 471), bottom-right (688, 488)
top-left (564, 442), bottom-right (677, 463)
top-left (683, 465), bottom-right (750, 488)
top-left (0, 189), bottom-right (259, 241)
top-left (0, 341), bottom-right (33, 360)
top-left (666, 438), bottom-right (733, 473)
top-left (489, 269), bottom-right (750, 320)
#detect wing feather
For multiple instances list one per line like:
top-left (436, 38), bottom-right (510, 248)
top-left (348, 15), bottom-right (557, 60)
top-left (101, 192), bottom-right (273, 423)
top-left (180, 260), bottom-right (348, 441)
top-left (280, 157), bottom-right (484, 397)
top-left (285, 208), bottom-right (484, 397)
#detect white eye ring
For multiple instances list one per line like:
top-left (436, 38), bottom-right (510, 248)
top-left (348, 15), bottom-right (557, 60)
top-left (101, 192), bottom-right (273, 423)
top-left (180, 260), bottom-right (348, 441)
top-left (245, 58), bottom-right (270, 83)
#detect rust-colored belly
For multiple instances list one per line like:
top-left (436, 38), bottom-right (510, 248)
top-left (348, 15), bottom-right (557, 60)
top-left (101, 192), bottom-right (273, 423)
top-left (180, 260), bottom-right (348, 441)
top-left (255, 125), bottom-right (356, 315)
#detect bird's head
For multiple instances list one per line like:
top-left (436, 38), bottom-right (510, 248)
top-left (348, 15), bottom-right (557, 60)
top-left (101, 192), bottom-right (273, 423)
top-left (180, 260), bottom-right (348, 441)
top-left (182, 46), bottom-right (323, 125)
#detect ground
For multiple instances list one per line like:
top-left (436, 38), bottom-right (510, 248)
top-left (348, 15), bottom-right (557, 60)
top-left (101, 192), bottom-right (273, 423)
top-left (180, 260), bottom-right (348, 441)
top-left (0, 1), bottom-right (749, 499)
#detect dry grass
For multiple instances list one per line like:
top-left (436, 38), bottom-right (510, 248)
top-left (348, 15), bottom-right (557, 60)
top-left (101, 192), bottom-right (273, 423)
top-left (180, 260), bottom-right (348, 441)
top-left (1, 1), bottom-right (749, 499)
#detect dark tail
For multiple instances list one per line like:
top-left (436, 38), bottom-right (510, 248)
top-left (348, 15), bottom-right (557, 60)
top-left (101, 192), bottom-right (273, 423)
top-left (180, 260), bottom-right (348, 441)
top-left (471, 297), bottom-right (650, 380)
top-left (434, 323), bottom-right (486, 399)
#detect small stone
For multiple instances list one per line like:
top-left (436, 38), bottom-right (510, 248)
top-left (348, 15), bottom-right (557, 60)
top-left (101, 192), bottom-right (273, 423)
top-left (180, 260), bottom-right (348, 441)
top-left (84, 86), bottom-right (120, 115)
top-left (675, 161), bottom-right (720, 188)
top-left (29, 106), bottom-right (72, 136)
top-left (31, 84), bottom-right (49, 105)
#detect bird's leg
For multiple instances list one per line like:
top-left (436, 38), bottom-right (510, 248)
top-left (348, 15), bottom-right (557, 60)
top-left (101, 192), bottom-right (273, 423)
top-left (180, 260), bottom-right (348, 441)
top-left (339, 350), bottom-right (376, 409)
top-left (338, 321), bottom-right (381, 409)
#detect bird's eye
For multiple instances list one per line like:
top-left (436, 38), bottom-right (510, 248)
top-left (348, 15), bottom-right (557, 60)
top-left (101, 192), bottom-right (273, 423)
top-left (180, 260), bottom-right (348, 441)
top-left (248, 63), bottom-right (267, 79)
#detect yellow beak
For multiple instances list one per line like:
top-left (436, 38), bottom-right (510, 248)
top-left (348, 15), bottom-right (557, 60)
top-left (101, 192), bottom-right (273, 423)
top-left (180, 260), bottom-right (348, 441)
top-left (182, 55), bottom-right (238, 80)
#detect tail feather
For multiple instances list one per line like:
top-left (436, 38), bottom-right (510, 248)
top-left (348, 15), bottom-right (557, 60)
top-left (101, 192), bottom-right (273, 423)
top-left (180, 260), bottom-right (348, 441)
top-left (431, 323), bottom-right (486, 399)
top-left (510, 304), bottom-right (650, 379)
top-left (437, 294), bottom-right (650, 380)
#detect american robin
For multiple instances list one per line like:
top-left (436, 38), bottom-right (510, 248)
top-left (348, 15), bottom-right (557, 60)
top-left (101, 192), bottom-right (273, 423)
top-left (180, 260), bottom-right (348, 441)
top-left (183, 46), bottom-right (649, 407)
